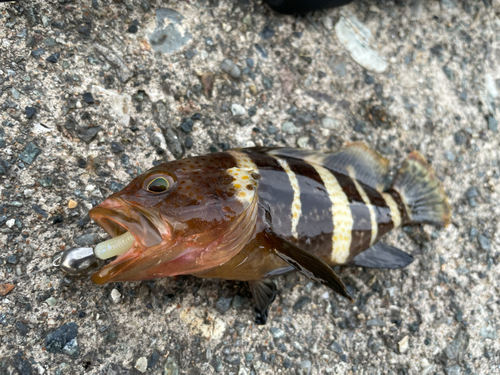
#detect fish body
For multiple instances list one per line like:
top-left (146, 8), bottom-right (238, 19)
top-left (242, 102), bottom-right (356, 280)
top-left (89, 144), bottom-right (450, 323)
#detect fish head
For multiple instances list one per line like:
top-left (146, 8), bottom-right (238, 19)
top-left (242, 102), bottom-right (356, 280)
top-left (89, 152), bottom-right (260, 284)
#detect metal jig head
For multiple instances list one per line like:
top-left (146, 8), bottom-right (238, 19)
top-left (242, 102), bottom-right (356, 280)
top-left (53, 247), bottom-right (99, 275)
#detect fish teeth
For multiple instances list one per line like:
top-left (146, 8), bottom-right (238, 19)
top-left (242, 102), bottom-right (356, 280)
top-left (94, 231), bottom-right (135, 260)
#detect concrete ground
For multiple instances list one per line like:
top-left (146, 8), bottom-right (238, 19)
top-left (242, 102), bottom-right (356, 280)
top-left (0, 0), bottom-right (499, 374)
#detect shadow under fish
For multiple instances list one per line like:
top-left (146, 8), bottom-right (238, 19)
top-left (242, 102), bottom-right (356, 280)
top-left (263, 0), bottom-right (353, 15)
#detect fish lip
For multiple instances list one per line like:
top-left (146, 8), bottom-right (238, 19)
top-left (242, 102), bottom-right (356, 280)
top-left (89, 203), bottom-right (163, 249)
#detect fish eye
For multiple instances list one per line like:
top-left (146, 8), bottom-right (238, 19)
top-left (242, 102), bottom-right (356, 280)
top-left (147, 177), bottom-right (169, 193)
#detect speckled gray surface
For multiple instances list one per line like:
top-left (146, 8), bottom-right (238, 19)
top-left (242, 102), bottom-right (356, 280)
top-left (1, 0), bottom-right (500, 374)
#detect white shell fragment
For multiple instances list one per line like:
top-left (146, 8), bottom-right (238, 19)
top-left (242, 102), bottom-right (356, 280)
top-left (398, 335), bottom-right (409, 353)
top-left (335, 12), bottom-right (388, 73)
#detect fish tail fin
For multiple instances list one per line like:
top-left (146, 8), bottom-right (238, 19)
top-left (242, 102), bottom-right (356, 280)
top-left (391, 152), bottom-right (451, 227)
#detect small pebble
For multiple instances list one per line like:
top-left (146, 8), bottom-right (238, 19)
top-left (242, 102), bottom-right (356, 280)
top-left (77, 26), bottom-right (91, 37)
top-left (454, 131), bottom-right (467, 145)
top-left (74, 233), bottom-right (98, 247)
top-left (180, 119), bottom-right (194, 134)
top-left (270, 327), bottom-right (285, 339)
top-left (25, 107), bottom-right (36, 119)
top-left (297, 136), bottom-right (309, 149)
top-left (45, 322), bottom-right (79, 357)
top-left (31, 48), bottom-right (46, 58)
top-left (23, 189), bottom-right (35, 198)
top-left (321, 117), bottom-right (338, 129)
top-left (354, 121), bottom-right (369, 134)
top-left (445, 150), bottom-right (455, 162)
top-left (293, 296), bottom-right (311, 310)
top-left (220, 59), bottom-right (241, 79)
top-left (262, 76), bottom-right (273, 89)
top-left (135, 357), bottom-right (148, 373)
top-left (68, 199), bottom-right (78, 209)
top-left (216, 297), bottom-right (232, 312)
top-left (45, 297), bottom-right (57, 306)
top-left (140, 0), bottom-right (150, 11)
top-left (444, 365), bottom-right (462, 375)
top-left (6, 219), bottom-right (15, 228)
top-left (111, 289), bottom-right (121, 303)
top-left (185, 137), bottom-right (194, 148)
top-left (165, 356), bottom-right (179, 375)
top-left (231, 295), bottom-right (245, 309)
top-left (46, 52), bottom-right (61, 63)
top-left (148, 352), bottom-right (160, 369)
top-left (487, 116), bottom-right (498, 132)
top-left (19, 142), bottom-right (41, 165)
top-left (480, 324), bottom-right (497, 340)
top-left (298, 360), bottom-right (312, 375)
top-left (111, 142), bottom-right (123, 153)
top-left (231, 104), bottom-right (246, 116)
top-left (259, 25), bottom-right (275, 40)
top-left (15, 322), bottom-right (29, 336)
top-left (366, 318), bottom-right (385, 327)
top-left (82, 93), bottom-right (95, 104)
top-left (330, 341), bottom-right (342, 354)
top-left (127, 25), bottom-right (138, 34)
top-left (322, 16), bottom-right (333, 30)
top-left (282, 122), bottom-right (299, 135)
top-left (0, 283), bottom-right (15, 296)
top-left (478, 235), bottom-right (491, 251)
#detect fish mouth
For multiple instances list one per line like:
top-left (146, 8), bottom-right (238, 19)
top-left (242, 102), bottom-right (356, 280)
top-left (89, 207), bottom-right (163, 248)
top-left (88, 199), bottom-right (165, 284)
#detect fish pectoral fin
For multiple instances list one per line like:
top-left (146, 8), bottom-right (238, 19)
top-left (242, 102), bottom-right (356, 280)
top-left (248, 279), bottom-right (277, 325)
top-left (351, 242), bottom-right (414, 269)
top-left (265, 231), bottom-right (353, 302)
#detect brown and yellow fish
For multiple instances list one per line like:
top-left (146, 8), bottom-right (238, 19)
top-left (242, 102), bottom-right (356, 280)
top-left (88, 144), bottom-right (450, 323)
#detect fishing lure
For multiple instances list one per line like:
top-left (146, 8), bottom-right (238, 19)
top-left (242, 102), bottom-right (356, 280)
top-left (57, 144), bottom-right (450, 324)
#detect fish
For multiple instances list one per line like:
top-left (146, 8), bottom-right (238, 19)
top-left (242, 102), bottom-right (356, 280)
top-left (88, 143), bottom-right (451, 324)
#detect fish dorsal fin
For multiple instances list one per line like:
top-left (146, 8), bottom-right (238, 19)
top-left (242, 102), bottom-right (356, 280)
top-left (323, 143), bottom-right (389, 191)
top-left (267, 143), bottom-right (389, 192)
top-left (263, 228), bottom-right (353, 302)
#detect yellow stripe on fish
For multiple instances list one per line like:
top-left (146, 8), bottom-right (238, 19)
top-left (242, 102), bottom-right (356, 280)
top-left (310, 163), bottom-right (354, 264)
top-left (381, 192), bottom-right (402, 228)
top-left (347, 166), bottom-right (378, 246)
top-left (273, 157), bottom-right (302, 240)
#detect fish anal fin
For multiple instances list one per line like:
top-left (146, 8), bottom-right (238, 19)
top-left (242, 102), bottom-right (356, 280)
top-left (264, 230), bottom-right (353, 302)
top-left (351, 242), bottom-right (413, 269)
top-left (248, 279), bottom-right (277, 325)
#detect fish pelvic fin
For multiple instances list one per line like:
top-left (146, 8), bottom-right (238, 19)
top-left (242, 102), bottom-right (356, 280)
top-left (392, 151), bottom-right (451, 227)
top-left (264, 229), bottom-right (353, 303)
top-left (248, 279), bottom-right (277, 325)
